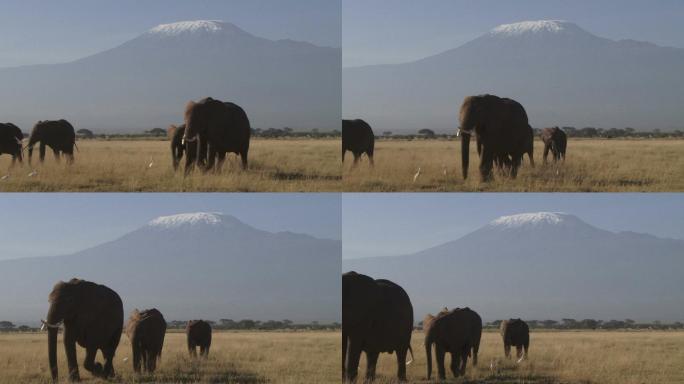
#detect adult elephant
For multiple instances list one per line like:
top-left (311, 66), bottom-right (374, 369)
top-left (459, 94), bottom-right (531, 181)
top-left (0, 123), bottom-right (23, 165)
top-left (342, 119), bottom-right (374, 166)
top-left (183, 97), bottom-right (250, 174)
top-left (342, 271), bottom-right (414, 383)
top-left (540, 127), bottom-right (567, 163)
top-left (27, 119), bottom-right (76, 165)
top-left (500, 319), bottom-right (529, 361)
top-left (168, 124), bottom-right (185, 171)
top-left (186, 320), bottom-right (212, 357)
top-left (42, 278), bottom-right (123, 382)
top-left (424, 307), bottom-right (482, 380)
top-left (125, 308), bottom-right (167, 373)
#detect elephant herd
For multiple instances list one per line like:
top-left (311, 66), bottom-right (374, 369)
top-left (342, 271), bottom-right (530, 382)
top-left (40, 278), bottom-right (212, 382)
top-left (0, 97), bottom-right (251, 175)
top-left (342, 94), bottom-right (568, 181)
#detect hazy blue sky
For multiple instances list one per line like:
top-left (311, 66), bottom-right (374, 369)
top-left (343, 193), bottom-right (684, 259)
top-left (0, 0), bottom-right (340, 68)
top-left (0, 193), bottom-right (341, 260)
top-left (343, 0), bottom-right (684, 67)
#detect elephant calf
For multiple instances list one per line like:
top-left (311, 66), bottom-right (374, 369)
top-left (126, 308), bottom-right (166, 373)
top-left (500, 319), bottom-right (529, 361)
top-left (0, 123), bottom-right (23, 165)
top-left (186, 319), bottom-right (212, 357)
top-left (425, 307), bottom-right (482, 380)
top-left (342, 119), bottom-right (374, 167)
top-left (27, 119), bottom-right (76, 165)
top-left (168, 124), bottom-right (185, 171)
top-left (540, 127), bottom-right (567, 163)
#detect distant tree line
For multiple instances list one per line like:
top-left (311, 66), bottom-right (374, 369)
top-left (74, 127), bottom-right (340, 140)
top-left (378, 127), bottom-right (684, 140)
top-left (0, 319), bottom-right (340, 332)
top-left (482, 318), bottom-right (684, 330)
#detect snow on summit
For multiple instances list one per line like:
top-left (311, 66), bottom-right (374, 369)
top-left (489, 212), bottom-right (572, 228)
top-left (147, 20), bottom-right (239, 37)
top-left (147, 212), bottom-right (223, 228)
top-left (490, 20), bottom-right (575, 36)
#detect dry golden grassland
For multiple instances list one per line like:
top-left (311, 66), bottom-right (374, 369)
top-left (0, 138), bottom-right (341, 192)
top-left (0, 330), bottom-right (339, 384)
top-left (357, 330), bottom-right (684, 384)
top-left (343, 138), bottom-right (684, 192)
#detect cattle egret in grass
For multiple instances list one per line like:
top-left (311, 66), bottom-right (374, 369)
top-left (28, 170), bottom-right (38, 177)
top-left (413, 167), bottom-right (421, 182)
top-left (0, 174), bottom-right (8, 180)
top-left (148, 158), bottom-right (154, 168)
top-left (123, 357), bottom-right (129, 362)
top-left (442, 164), bottom-right (448, 177)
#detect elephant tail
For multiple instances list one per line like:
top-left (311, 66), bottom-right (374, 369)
top-left (425, 333), bottom-right (433, 379)
top-left (406, 345), bottom-right (414, 365)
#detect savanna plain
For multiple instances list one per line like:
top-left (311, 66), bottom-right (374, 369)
top-left (0, 330), bottom-right (339, 384)
top-left (0, 138), bottom-right (340, 192)
top-left (357, 330), bottom-right (684, 384)
top-left (343, 138), bottom-right (684, 192)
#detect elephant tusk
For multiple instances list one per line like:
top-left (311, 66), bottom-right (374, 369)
top-left (456, 129), bottom-right (460, 137)
top-left (40, 319), bottom-right (62, 330)
top-left (516, 352), bottom-right (525, 364)
top-left (183, 135), bottom-right (198, 145)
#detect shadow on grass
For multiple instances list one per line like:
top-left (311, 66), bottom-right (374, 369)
top-left (120, 361), bottom-right (267, 384)
top-left (272, 169), bottom-right (341, 181)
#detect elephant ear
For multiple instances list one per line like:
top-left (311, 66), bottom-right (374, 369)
top-left (167, 125), bottom-right (177, 139)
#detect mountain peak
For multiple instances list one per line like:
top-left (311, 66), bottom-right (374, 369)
top-left (490, 20), bottom-right (582, 37)
top-left (488, 212), bottom-right (579, 228)
top-left (147, 212), bottom-right (229, 229)
top-left (146, 20), bottom-right (248, 38)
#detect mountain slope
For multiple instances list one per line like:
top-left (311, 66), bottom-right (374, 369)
top-left (343, 20), bottom-right (684, 132)
top-left (0, 20), bottom-right (341, 132)
top-left (343, 212), bottom-right (684, 321)
top-left (0, 212), bottom-right (341, 323)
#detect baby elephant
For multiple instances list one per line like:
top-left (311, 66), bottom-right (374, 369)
top-left (186, 320), bottom-right (212, 357)
top-left (540, 127), bottom-right (567, 163)
top-left (500, 318), bottom-right (529, 362)
top-left (126, 308), bottom-right (166, 373)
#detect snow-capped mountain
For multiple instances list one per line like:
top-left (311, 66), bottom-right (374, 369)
top-left (0, 213), bottom-right (341, 323)
top-left (0, 20), bottom-right (340, 132)
top-left (343, 212), bottom-right (684, 321)
top-left (343, 20), bottom-right (684, 132)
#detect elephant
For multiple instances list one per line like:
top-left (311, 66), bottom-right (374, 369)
top-left (424, 307), bottom-right (482, 380)
top-left (42, 278), bottom-right (123, 382)
top-left (342, 119), bottom-right (374, 166)
top-left (186, 320), bottom-right (212, 357)
top-left (125, 308), bottom-right (167, 373)
top-left (0, 123), bottom-right (23, 165)
top-left (500, 319), bottom-right (529, 361)
top-left (27, 119), bottom-right (76, 165)
top-left (459, 94), bottom-right (532, 181)
top-left (541, 127), bottom-right (567, 163)
top-left (342, 271), bottom-right (414, 383)
top-left (168, 124), bottom-right (185, 171)
top-left (183, 97), bottom-right (251, 174)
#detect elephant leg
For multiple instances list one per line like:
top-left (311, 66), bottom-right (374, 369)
top-left (132, 343), bottom-right (142, 373)
top-left (201, 344), bottom-right (210, 357)
top-left (53, 148), bottom-right (61, 162)
top-left (39, 143), bottom-right (47, 163)
top-left (345, 338), bottom-right (362, 383)
top-left (101, 347), bottom-right (115, 378)
top-left (479, 146), bottom-right (494, 182)
top-left (460, 346), bottom-right (469, 375)
top-left (352, 153), bottom-right (360, 167)
top-left (450, 352), bottom-right (460, 378)
top-left (215, 152), bottom-right (226, 173)
top-left (510, 155), bottom-right (521, 178)
top-left (63, 326), bottom-right (80, 381)
top-left (436, 344), bottom-right (447, 380)
top-left (516, 346), bottom-right (523, 359)
top-left (504, 343), bottom-right (511, 359)
top-left (365, 350), bottom-right (379, 381)
top-left (205, 145), bottom-right (217, 172)
top-left (188, 340), bottom-right (197, 357)
top-left (83, 347), bottom-right (103, 377)
top-left (395, 347), bottom-right (408, 382)
top-left (367, 154), bottom-right (374, 167)
top-left (240, 149), bottom-right (248, 170)
top-left (342, 331), bottom-right (347, 380)
top-left (528, 151), bottom-right (535, 167)
top-left (342, 149), bottom-right (346, 163)
top-left (141, 348), bottom-right (148, 373)
top-left (543, 144), bottom-right (550, 164)
top-left (66, 151), bottom-right (74, 165)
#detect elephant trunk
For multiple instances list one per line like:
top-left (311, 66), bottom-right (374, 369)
top-left (48, 326), bottom-right (58, 380)
top-left (461, 133), bottom-right (470, 179)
